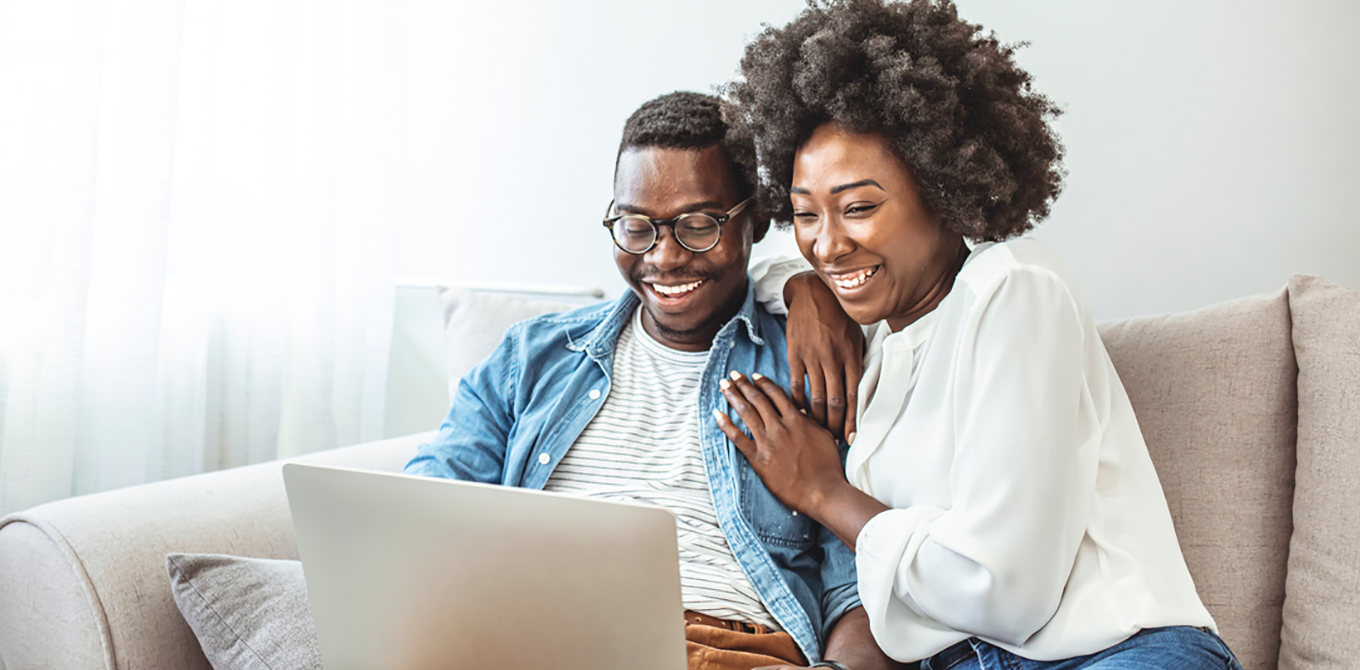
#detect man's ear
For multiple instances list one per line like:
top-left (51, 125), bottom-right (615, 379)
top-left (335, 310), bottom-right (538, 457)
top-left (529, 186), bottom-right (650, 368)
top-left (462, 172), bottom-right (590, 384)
top-left (753, 217), bottom-right (770, 244)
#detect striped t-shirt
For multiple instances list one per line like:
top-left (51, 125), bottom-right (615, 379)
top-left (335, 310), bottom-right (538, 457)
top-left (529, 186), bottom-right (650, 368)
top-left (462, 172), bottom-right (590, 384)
top-left (544, 307), bottom-right (779, 629)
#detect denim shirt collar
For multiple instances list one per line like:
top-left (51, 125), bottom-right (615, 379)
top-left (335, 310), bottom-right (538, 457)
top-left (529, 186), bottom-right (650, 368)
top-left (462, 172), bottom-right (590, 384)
top-left (566, 277), bottom-right (765, 358)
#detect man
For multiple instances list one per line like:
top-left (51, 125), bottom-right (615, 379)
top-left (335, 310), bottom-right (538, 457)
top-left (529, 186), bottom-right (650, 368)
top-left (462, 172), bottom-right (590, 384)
top-left (405, 92), bottom-right (893, 670)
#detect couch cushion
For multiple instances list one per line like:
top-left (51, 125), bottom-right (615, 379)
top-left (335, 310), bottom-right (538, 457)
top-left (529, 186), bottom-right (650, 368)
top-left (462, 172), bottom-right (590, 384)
top-left (438, 286), bottom-right (577, 399)
top-left (167, 554), bottom-right (319, 670)
top-left (1278, 275), bottom-right (1360, 670)
top-left (1098, 286), bottom-right (1296, 670)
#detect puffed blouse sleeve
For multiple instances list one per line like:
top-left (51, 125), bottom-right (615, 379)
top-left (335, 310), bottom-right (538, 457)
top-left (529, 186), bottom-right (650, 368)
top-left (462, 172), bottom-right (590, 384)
top-left (853, 266), bottom-right (1104, 646)
top-left (749, 255), bottom-right (813, 316)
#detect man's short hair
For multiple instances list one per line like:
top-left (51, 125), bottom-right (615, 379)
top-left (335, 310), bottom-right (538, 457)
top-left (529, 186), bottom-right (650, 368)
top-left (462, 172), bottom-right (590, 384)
top-left (615, 91), bottom-right (758, 205)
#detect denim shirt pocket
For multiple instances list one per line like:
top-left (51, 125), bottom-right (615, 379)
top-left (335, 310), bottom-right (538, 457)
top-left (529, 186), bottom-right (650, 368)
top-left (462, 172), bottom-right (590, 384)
top-left (737, 461), bottom-right (818, 549)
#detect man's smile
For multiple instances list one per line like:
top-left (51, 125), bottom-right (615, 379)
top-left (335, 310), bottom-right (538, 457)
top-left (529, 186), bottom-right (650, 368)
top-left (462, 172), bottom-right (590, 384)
top-left (648, 279), bottom-right (706, 296)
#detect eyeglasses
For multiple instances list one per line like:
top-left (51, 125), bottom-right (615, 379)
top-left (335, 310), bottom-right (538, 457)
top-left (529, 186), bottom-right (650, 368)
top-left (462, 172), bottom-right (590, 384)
top-left (603, 197), bottom-right (753, 254)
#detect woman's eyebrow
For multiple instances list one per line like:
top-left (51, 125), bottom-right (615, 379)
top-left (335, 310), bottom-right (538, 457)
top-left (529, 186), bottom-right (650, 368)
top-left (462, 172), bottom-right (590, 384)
top-left (830, 179), bottom-right (884, 194)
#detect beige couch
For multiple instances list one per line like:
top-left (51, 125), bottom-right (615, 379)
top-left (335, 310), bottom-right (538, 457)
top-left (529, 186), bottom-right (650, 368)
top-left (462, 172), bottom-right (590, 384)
top-left (1, 275), bottom-right (1356, 670)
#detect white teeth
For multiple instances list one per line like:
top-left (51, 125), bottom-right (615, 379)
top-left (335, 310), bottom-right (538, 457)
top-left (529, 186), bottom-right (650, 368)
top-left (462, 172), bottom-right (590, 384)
top-left (831, 266), bottom-right (878, 289)
top-left (651, 280), bottom-right (704, 296)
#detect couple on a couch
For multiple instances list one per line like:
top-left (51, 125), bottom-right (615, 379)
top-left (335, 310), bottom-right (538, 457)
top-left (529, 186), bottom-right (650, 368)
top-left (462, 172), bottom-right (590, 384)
top-left (405, 2), bottom-right (1241, 670)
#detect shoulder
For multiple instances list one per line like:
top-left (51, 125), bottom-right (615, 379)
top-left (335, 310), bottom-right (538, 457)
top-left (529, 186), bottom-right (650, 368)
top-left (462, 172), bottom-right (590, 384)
top-left (501, 299), bottom-right (618, 347)
top-left (954, 238), bottom-right (1090, 319)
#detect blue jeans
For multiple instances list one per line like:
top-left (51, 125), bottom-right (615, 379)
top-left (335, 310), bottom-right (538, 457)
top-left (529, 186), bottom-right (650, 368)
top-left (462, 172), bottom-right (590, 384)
top-left (921, 626), bottom-right (1243, 670)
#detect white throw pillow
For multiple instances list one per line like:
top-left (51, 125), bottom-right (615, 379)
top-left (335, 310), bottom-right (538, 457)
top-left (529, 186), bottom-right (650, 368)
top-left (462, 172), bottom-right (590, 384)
top-left (438, 286), bottom-right (579, 399)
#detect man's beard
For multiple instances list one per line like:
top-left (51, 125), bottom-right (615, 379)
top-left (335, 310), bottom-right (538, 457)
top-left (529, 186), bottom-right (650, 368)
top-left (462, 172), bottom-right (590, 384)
top-left (632, 268), bottom-right (746, 346)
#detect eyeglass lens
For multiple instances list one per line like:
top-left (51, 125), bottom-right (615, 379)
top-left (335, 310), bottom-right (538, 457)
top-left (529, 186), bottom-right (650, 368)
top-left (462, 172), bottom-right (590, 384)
top-left (614, 214), bottom-right (721, 253)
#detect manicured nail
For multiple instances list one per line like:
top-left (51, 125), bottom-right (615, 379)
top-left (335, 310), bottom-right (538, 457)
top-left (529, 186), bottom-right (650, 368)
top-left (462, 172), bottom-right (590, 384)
top-left (729, 370), bottom-right (742, 381)
top-left (799, 409), bottom-right (807, 415)
top-left (712, 409), bottom-right (724, 421)
top-left (752, 373), bottom-right (765, 381)
top-left (847, 432), bottom-right (857, 444)
top-left (719, 379), bottom-right (731, 390)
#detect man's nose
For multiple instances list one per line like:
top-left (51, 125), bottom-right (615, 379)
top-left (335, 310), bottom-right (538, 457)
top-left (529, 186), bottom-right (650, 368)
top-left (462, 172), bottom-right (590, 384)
top-left (644, 225), bottom-right (693, 272)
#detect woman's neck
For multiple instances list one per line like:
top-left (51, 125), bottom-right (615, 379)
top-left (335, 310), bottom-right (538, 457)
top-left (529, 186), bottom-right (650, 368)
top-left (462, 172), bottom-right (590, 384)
top-left (886, 237), bottom-right (970, 333)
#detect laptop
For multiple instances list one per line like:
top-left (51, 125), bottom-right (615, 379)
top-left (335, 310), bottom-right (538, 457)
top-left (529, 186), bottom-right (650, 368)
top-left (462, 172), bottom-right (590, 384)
top-left (283, 463), bottom-right (688, 670)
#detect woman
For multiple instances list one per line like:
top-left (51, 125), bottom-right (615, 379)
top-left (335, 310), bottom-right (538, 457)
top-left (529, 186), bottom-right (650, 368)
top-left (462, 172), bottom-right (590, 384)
top-left (716, 1), bottom-right (1244, 669)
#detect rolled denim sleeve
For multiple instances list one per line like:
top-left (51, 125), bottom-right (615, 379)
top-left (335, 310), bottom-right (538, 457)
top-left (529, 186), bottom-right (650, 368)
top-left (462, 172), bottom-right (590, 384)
top-left (817, 440), bottom-right (863, 637)
top-left (403, 328), bottom-right (521, 484)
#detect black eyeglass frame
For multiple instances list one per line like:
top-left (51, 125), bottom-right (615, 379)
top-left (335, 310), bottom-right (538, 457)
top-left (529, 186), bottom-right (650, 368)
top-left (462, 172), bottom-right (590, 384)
top-left (602, 196), bottom-right (753, 255)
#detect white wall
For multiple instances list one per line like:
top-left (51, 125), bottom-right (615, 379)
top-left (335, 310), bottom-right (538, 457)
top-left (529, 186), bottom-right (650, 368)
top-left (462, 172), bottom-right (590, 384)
top-left (396, 0), bottom-right (1359, 321)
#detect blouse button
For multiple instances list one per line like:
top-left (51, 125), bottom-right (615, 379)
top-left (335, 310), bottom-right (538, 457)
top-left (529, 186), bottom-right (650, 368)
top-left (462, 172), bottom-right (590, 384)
top-left (538, 453), bottom-right (550, 465)
top-left (589, 389), bottom-right (601, 400)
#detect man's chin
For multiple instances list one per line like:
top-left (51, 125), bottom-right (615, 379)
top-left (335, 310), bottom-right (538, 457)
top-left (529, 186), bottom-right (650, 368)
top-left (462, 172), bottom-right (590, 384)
top-left (642, 307), bottom-right (705, 338)
top-left (637, 303), bottom-right (718, 348)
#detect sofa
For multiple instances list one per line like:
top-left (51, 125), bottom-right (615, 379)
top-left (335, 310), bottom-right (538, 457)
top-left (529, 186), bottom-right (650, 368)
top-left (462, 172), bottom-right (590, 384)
top-left (0, 276), bottom-right (1356, 670)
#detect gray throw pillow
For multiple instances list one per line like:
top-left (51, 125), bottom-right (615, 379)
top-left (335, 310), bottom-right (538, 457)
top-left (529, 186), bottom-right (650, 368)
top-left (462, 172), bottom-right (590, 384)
top-left (166, 553), bottom-right (321, 670)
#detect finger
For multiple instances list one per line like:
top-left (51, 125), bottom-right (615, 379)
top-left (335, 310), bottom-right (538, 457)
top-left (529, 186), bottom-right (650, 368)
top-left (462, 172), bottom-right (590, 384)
top-left (806, 365), bottom-right (828, 429)
top-left (729, 371), bottom-right (783, 424)
top-left (752, 373), bottom-right (800, 418)
top-left (720, 377), bottom-right (765, 433)
top-left (823, 361), bottom-right (846, 441)
top-left (712, 409), bottom-right (758, 459)
top-left (789, 357), bottom-right (807, 411)
top-left (844, 356), bottom-right (862, 443)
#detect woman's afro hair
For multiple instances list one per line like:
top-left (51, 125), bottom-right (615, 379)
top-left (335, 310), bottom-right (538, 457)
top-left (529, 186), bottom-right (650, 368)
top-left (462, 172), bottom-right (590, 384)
top-left (724, 0), bottom-right (1065, 241)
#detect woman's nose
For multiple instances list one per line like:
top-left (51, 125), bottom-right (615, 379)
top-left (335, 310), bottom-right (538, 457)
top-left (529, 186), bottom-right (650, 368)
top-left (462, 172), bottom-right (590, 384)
top-left (812, 217), bottom-right (854, 264)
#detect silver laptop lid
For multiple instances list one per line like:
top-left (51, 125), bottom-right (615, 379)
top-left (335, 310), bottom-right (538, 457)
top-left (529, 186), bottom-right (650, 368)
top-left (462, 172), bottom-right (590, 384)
top-left (283, 463), bottom-right (687, 670)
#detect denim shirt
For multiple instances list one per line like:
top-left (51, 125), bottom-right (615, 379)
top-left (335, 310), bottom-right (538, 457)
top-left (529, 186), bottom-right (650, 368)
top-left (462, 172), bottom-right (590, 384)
top-left (404, 281), bottom-right (860, 663)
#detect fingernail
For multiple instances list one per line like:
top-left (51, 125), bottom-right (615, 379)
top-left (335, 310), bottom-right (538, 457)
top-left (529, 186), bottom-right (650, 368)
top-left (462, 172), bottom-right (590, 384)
top-left (712, 409), bottom-right (724, 421)
top-left (719, 379), bottom-right (731, 390)
top-left (729, 370), bottom-right (742, 381)
top-left (799, 409), bottom-right (807, 415)
top-left (847, 432), bottom-right (857, 444)
top-left (752, 373), bottom-right (764, 381)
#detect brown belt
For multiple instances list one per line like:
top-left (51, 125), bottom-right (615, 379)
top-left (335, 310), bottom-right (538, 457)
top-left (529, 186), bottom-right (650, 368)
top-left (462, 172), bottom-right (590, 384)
top-left (683, 610), bottom-right (770, 635)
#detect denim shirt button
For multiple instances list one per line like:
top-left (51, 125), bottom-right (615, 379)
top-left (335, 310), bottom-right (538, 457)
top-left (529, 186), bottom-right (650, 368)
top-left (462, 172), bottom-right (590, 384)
top-left (588, 389), bottom-right (601, 400)
top-left (729, 340), bottom-right (735, 349)
top-left (538, 453), bottom-right (551, 465)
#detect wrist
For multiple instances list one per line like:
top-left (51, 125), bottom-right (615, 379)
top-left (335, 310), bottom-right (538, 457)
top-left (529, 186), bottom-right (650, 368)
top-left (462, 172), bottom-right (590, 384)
top-left (802, 477), bottom-right (852, 523)
top-left (782, 271), bottom-right (819, 309)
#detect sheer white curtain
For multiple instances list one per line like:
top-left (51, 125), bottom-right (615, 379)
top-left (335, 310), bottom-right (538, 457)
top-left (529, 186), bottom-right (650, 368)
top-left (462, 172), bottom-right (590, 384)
top-left (0, 0), bottom-right (407, 514)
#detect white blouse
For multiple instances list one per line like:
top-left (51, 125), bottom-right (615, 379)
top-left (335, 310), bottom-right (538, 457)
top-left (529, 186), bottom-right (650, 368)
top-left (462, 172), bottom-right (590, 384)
top-left (753, 239), bottom-right (1214, 662)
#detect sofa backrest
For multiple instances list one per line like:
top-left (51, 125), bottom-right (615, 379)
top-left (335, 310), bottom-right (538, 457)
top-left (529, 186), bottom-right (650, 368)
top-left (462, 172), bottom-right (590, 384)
top-left (1099, 287), bottom-right (1297, 670)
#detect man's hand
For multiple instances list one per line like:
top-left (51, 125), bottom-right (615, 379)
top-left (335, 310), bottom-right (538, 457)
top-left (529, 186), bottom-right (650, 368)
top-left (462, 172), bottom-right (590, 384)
top-left (783, 271), bottom-right (863, 442)
top-left (749, 608), bottom-right (909, 670)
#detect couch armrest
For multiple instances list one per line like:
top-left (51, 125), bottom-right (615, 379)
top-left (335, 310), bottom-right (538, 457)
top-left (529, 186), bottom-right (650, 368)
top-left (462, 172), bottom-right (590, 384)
top-left (0, 432), bottom-right (431, 670)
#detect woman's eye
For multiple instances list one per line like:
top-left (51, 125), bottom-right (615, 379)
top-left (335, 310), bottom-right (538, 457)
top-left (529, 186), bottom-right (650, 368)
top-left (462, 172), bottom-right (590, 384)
top-left (846, 203), bottom-right (878, 215)
top-left (792, 211), bottom-right (817, 221)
